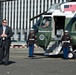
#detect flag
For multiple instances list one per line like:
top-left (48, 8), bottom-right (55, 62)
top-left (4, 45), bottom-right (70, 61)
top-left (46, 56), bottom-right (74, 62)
top-left (64, 5), bottom-right (76, 11)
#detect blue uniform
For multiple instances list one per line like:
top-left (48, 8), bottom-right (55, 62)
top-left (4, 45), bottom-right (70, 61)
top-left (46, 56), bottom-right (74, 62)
top-left (29, 44), bottom-right (34, 57)
top-left (62, 35), bottom-right (72, 59)
top-left (27, 31), bottom-right (35, 57)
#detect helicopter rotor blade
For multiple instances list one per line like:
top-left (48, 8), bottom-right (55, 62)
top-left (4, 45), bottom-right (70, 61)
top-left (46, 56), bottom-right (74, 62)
top-left (30, 11), bottom-right (47, 21)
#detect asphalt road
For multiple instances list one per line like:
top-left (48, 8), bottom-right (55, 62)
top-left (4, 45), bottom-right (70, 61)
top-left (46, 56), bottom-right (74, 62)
top-left (0, 48), bottom-right (76, 75)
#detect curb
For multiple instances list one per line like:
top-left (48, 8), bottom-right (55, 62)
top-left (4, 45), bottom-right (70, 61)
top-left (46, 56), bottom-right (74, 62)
top-left (10, 45), bottom-right (39, 48)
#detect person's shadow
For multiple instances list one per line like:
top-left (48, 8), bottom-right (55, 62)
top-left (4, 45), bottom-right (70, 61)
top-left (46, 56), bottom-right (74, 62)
top-left (7, 61), bottom-right (16, 65)
top-left (33, 53), bottom-right (63, 59)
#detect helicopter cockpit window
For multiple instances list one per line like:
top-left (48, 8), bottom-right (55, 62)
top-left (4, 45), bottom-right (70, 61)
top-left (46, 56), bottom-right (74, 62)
top-left (41, 17), bottom-right (51, 28)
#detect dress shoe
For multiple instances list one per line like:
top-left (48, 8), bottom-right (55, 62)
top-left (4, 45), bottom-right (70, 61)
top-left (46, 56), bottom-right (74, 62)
top-left (4, 62), bottom-right (9, 66)
top-left (0, 62), bottom-right (4, 65)
top-left (28, 56), bottom-right (35, 58)
top-left (28, 56), bottom-right (33, 57)
top-left (4, 63), bottom-right (9, 66)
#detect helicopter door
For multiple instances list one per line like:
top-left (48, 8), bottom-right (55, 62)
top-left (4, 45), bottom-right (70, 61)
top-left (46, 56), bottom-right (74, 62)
top-left (36, 17), bottom-right (52, 48)
top-left (54, 16), bottom-right (65, 39)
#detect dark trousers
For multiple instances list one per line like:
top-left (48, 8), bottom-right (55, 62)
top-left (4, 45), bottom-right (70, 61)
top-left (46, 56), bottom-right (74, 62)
top-left (0, 41), bottom-right (10, 63)
top-left (29, 44), bottom-right (34, 56)
top-left (63, 47), bottom-right (69, 59)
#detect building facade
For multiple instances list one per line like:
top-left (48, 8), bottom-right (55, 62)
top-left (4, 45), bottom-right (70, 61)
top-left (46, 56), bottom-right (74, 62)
top-left (1, 0), bottom-right (69, 41)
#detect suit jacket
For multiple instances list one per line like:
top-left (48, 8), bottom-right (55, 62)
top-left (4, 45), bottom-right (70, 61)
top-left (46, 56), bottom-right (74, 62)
top-left (0, 25), bottom-right (13, 47)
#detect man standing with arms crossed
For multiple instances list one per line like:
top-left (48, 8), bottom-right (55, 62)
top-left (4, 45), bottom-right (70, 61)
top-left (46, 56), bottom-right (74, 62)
top-left (0, 19), bottom-right (13, 65)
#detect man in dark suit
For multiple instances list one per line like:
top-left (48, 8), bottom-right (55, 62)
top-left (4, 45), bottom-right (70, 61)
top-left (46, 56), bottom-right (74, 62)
top-left (0, 19), bottom-right (13, 65)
